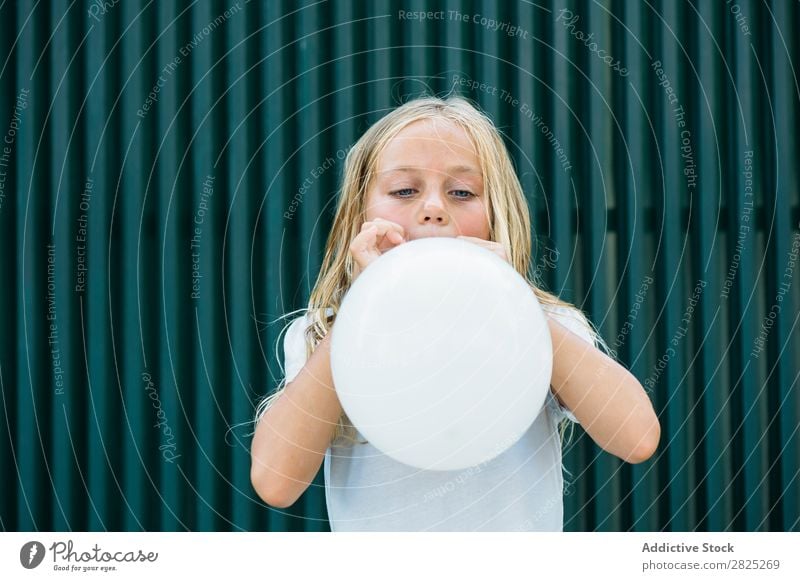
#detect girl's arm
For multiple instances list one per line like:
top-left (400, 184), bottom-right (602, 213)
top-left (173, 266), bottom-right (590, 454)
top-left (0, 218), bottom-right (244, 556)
top-left (251, 219), bottom-right (404, 507)
top-left (547, 317), bottom-right (661, 463)
top-left (250, 333), bottom-right (342, 508)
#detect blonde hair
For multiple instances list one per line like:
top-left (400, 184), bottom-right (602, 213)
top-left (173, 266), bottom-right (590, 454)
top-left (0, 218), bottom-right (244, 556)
top-left (255, 94), bottom-right (610, 452)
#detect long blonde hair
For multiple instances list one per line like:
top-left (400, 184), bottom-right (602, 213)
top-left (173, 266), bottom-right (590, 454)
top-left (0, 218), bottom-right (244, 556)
top-left (255, 94), bottom-right (609, 450)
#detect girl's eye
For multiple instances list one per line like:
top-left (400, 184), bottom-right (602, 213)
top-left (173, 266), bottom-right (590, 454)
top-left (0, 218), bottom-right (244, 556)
top-left (451, 190), bottom-right (475, 199)
top-left (389, 189), bottom-right (475, 199)
top-left (390, 188), bottom-right (416, 198)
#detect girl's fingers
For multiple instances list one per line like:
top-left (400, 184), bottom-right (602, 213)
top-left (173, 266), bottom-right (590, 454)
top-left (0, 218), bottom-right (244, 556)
top-left (387, 230), bottom-right (404, 244)
top-left (457, 236), bottom-right (509, 263)
top-left (356, 226), bottom-right (381, 257)
top-left (360, 219), bottom-right (406, 251)
top-left (368, 218), bottom-right (406, 241)
top-left (349, 220), bottom-right (407, 277)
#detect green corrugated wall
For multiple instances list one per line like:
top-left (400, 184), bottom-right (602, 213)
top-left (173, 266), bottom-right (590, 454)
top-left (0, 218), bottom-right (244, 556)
top-left (1, 0), bottom-right (798, 532)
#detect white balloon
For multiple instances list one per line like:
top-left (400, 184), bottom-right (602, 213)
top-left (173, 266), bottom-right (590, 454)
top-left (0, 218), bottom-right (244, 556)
top-left (330, 237), bottom-right (553, 471)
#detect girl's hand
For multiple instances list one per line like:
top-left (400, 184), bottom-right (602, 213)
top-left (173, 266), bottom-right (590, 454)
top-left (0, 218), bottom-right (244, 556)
top-left (349, 218), bottom-right (407, 281)
top-left (457, 236), bottom-right (509, 264)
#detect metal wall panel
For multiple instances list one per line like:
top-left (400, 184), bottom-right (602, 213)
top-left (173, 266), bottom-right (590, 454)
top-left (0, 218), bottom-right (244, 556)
top-left (1, 0), bottom-right (797, 532)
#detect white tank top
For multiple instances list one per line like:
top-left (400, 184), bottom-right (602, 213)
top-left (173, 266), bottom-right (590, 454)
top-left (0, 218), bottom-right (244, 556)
top-left (281, 304), bottom-right (595, 531)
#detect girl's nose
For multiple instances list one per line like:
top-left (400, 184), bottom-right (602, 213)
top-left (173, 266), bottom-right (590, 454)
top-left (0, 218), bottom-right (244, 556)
top-left (422, 208), bottom-right (447, 223)
top-left (419, 192), bottom-right (449, 224)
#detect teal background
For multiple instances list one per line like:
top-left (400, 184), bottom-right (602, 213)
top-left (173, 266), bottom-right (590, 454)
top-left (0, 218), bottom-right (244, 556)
top-left (0, 0), bottom-right (798, 531)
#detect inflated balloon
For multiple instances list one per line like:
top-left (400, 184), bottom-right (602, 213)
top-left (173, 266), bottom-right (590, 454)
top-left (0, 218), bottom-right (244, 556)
top-left (330, 237), bottom-right (553, 471)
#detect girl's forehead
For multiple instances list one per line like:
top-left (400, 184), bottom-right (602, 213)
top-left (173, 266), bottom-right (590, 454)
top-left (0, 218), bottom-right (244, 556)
top-left (376, 118), bottom-right (481, 171)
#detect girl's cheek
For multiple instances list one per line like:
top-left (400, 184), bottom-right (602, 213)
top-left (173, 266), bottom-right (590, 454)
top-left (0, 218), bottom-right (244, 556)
top-left (368, 196), bottom-right (402, 214)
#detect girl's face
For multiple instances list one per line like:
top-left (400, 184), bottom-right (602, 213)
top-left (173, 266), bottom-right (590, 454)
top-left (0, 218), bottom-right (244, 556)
top-left (364, 119), bottom-right (491, 242)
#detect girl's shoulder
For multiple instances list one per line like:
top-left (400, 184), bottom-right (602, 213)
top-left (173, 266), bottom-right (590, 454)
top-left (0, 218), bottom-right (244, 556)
top-left (540, 303), bottom-right (596, 346)
top-left (285, 307), bottom-right (333, 335)
top-left (281, 309), bottom-right (317, 382)
top-left (282, 307), bottom-right (335, 380)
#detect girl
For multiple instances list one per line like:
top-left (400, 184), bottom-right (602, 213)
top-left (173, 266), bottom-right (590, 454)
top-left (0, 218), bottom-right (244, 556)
top-left (250, 95), bottom-right (660, 531)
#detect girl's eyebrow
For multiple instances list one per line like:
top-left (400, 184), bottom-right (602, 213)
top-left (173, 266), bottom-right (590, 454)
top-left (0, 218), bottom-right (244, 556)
top-left (380, 165), bottom-right (482, 176)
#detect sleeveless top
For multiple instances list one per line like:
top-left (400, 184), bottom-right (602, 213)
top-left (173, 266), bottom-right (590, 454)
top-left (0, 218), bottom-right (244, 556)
top-left (281, 304), bottom-right (595, 531)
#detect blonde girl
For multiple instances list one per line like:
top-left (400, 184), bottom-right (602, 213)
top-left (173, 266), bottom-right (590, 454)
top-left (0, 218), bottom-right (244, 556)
top-left (250, 95), bottom-right (660, 531)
